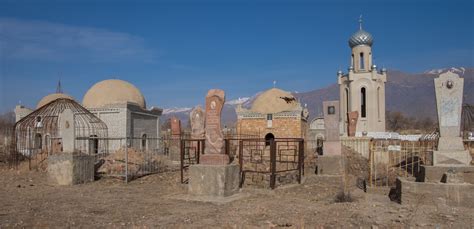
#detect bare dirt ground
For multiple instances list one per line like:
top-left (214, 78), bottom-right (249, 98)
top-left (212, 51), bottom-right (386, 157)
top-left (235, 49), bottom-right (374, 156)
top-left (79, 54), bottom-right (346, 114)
top-left (1, 164), bottom-right (473, 228)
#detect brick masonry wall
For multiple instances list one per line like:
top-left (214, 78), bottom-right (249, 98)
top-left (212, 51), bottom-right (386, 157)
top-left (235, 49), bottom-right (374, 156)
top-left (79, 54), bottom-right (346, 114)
top-left (237, 117), bottom-right (305, 138)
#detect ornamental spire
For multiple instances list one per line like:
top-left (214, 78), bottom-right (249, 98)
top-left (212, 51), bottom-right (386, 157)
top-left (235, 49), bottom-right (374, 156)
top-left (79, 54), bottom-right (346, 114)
top-left (359, 15), bottom-right (363, 30)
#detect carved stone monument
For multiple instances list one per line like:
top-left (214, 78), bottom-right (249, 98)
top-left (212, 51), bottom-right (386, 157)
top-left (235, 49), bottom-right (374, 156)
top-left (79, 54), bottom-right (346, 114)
top-left (394, 72), bottom-right (474, 208)
top-left (200, 89), bottom-right (228, 165)
top-left (317, 101), bottom-right (343, 175)
top-left (323, 101), bottom-right (341, 156)
top-left (190, 106), bottom-right (205, 139)
top-left (188, 89), bottom-right (240, 198)
top-left (433, 71), bottom-right (472, 165)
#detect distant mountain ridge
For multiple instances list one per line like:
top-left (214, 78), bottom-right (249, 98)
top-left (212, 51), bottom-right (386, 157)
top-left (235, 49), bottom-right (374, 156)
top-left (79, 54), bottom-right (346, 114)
top-left (144, 67), bottom-right (474, 127)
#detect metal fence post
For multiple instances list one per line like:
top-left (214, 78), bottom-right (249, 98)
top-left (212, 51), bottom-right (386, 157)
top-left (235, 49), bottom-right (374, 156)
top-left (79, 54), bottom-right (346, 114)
top-left (125, 137), bottom-right (129, 183)
top-left (239, 140), bottom-right (244, 188)
top-left (180, 139), bottom-right (184, 184)
top-left (270, 139), bottom-right (276, 189)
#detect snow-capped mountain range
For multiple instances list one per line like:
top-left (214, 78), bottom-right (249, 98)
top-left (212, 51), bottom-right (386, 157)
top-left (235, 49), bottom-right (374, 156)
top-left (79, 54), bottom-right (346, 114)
top-left (160, 67), bottom-right (473, 127)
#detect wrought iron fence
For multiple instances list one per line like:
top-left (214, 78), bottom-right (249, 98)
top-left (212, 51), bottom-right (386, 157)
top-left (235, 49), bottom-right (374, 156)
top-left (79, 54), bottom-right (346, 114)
top-left (74, 136), bottom-right (169, 182)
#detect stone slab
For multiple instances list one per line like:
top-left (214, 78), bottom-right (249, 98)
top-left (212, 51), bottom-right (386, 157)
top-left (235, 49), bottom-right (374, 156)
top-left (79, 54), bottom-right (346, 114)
top-left (188, 164), bottom-right (240, 197)
top-left (323, 140), bottom-right (342, 156)
top-left (315, 155), bottom-right (343, 175)
top-left (170, 116), bottom-right (181, 137)
top-left (48, 153), bottom-right (95, 185)
top-left (323, 101), bottom-right (340, 141)
top-left (437, 137), bottom-right (466, 151)
top-left (59, 109), bottom-right (75, 153)
top-left (395, 177), bottom-right (474, 208)
top-left (434, 72), bottom-right (464, 139)
top-left (433, 150), bottom-right (472, 166)
top-left (419, 165), bottom-right (474, 184)
top-left (168, 192), bottom-right (249, 205)
top-left (190, 106), bottom-right (205, 139)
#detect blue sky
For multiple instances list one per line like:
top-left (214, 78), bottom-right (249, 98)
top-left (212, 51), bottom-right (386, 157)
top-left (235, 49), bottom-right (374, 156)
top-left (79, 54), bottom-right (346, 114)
top-left (0, 0), bottom-right (473, 113)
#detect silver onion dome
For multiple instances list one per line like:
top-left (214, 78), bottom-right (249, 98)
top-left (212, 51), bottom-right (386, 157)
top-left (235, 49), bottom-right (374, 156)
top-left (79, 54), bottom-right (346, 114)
top-left (348, 16), bottom-right (373, 48)
top-left (349, 29), bottom-right (373, 48)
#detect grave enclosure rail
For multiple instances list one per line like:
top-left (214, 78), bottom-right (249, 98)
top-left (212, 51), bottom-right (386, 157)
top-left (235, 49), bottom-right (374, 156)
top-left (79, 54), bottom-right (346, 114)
top-left (180, 139), bottom-right (204, 183)
top-left (179, 138), bottom-right (305, 189)
top-left (368, 139), bottom-right (437, 187)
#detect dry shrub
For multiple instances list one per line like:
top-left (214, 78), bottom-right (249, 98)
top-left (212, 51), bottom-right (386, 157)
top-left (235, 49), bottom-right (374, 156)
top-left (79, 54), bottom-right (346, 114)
top-left (98, 148), bottom-right (168, 177)
top-left (334, 189), bottom-right (354, 203)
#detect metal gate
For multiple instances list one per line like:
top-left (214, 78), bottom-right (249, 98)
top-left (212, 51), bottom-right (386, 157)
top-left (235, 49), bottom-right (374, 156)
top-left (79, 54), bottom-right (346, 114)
top-left (180, 139), bottom-right (204, 183)
top-left (239, 138), bottom-right (304, 189)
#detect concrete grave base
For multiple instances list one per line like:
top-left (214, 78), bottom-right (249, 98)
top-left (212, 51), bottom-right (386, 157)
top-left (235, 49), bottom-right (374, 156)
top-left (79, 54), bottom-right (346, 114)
top-left (47, 153), bottom-right (95, 185)
top-left (315, 155), bottom-right (343, 175)
top-left (433, 150), bottom-right (472, 166)
top-left (188, 164), bottom-right (240, 197)
top-left (418, 165), bottom-right (474, 184)
top-left (395, 177), bottom-right (474, 208)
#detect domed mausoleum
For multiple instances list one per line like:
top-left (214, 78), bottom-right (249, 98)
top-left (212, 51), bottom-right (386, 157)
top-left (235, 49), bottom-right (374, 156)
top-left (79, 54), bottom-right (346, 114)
top-left (83, 79), bottom-right (162, 151)
top-left (37, 93), bottom-right (75, 109)
top-left (14, 82), bottom-right (76, 122)
top-left (83, 79), bottom-right (146, 109)
top-left (236, 87), bottom-right (309, 139)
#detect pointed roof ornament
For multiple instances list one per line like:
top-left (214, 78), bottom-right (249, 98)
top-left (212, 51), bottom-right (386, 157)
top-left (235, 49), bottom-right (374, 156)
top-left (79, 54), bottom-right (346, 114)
top-left (359, 15), bottom-right (363, 30)
top-left (56, 79), bottom-right (63, 94)
top-left (273, 80), bottom-right (277, 88)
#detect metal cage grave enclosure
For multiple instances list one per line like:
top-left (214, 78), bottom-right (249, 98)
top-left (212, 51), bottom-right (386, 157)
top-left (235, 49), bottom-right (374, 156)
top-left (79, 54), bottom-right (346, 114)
top-left (10, 98), bottom-right (108, 170)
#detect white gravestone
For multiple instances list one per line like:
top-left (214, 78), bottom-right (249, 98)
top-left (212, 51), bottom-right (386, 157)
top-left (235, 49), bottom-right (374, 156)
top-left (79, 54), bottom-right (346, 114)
top-left (433, 71), bottom-right (471, 165)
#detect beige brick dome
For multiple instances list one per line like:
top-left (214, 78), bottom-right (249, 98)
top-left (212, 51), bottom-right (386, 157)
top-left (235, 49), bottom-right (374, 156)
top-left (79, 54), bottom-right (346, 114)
top-left (83, 79), bottom-right (146, 109)
top-left (251, 88), bottom-right (299, 114)
top-left (37, 93), bottom-right (75, 109)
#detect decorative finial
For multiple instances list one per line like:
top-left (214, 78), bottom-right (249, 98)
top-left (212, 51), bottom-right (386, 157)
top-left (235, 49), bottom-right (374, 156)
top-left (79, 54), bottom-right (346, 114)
top-left (273, 80), bottom-right (276, 88)
top-left (359, 15), bottom-right (363, 30)
top-left (56, 78), bottom-right (63, 94)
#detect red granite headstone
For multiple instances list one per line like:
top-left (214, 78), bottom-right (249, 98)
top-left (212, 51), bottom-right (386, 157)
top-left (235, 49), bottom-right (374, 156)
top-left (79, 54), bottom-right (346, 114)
top-left (170, 116), bottom-right (181, 138)
top-left (347, 111), bottom-right (358, 137)
top-left (200, 89), bottom-right (229, 165)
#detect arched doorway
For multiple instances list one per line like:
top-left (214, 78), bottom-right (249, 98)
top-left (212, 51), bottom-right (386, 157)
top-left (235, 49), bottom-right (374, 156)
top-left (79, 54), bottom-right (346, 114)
top-left (141, 134), bottom-right (147, 151)
top-left (34, 133), bottom-right (42, 150)
top-left (316, 136), bottom-right (324, 155)
top-left (89, 135), bottom-right (99, 154)
top-left (265, 133), bottom-right (275, 146)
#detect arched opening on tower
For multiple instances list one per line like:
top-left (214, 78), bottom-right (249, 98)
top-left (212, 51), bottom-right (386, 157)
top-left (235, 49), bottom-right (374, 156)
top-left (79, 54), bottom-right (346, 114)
top-left (265, 133), bottom-right (275, 146)
top-left (361, 87), bottom-right (367, 118)
top-left (360, 52), bottom-right (365, 70)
